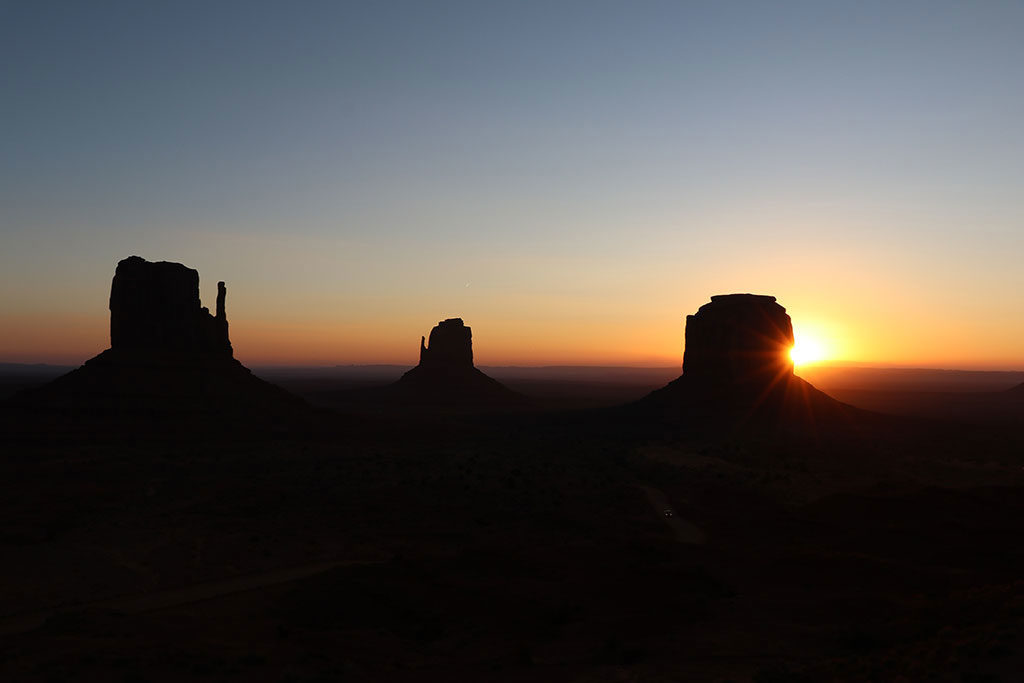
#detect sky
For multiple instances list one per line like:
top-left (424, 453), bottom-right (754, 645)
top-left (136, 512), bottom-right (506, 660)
top-left (2, 1), bottom-right (1023, 368)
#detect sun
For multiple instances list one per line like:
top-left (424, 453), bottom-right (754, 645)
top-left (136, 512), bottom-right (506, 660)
top-left (790, 335), bottom-right (826, 366)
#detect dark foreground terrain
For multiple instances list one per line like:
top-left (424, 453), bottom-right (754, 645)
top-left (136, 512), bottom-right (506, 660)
top-left (2, 367), bottom-right (1024, 682)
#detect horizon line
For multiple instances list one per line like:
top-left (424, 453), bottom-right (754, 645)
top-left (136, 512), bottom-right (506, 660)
top-left (4, 359), bottom-right (1023, 374)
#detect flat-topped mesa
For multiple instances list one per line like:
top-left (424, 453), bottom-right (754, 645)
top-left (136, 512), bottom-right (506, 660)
top-left (682, 293), bottom-right (793, 392)
top-left (635, 293), bottom-right (854, 425)
top-left (109, 255), bottom-right (232, 356)
top-left (418, 318), bottom-right (473, 369)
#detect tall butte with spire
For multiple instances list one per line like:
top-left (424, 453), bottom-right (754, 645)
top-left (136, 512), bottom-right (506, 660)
top-left (108, 255), bottom-right (232, 356)
top-left (639, 294), bottom-right (854, 426)
top-left (18, 256), bottom-right (299, 415)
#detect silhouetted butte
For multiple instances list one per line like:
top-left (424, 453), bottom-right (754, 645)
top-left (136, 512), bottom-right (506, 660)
top-left (17, 256), bottom-right (301, 416)
top-left (389, 318), bottom-right (527, 409)
top-left (109, 255), bottom-right (231, 355)
top-left (638, 294), bottom-right (855, 426)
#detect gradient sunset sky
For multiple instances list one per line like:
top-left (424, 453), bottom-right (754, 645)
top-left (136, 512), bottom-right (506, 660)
top-left (3, 1), bottom-right (1023, 368)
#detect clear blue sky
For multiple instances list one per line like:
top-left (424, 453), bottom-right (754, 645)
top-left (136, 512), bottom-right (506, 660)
top-left (3, 1), bottom-right (1023, 367)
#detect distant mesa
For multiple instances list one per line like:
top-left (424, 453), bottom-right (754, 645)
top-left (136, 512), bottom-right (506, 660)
top-left (638, 294), bottom-right (855, 425)
top-left (17, 256), bottom-right (301, 416)
top-left (389, 318), bottom-right (527, 408)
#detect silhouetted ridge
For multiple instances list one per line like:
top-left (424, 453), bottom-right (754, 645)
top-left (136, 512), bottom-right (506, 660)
top-left (16, 256), bottom-right (302, 416)
top-left (636, 294), bottom-right (856, 427)
top-left (390, 318), bottom-right (527, 409)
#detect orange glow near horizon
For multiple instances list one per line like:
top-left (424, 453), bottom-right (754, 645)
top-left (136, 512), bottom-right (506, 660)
top-left (4, 308), bottom-right (1024, 371)
top-left (3, 296), bottom-right (1024, 371)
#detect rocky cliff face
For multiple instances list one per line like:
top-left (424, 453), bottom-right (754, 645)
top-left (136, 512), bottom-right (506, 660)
top-left (109, 256), bottom-right (231, 356)
top-left (682, 294), bottom-right (793, 392)
top-left (419, 318), bottom-right (473, 369)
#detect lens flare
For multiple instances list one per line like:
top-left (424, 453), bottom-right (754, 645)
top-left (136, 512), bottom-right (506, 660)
top-left (790, 336), bottom-right (826, 366)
